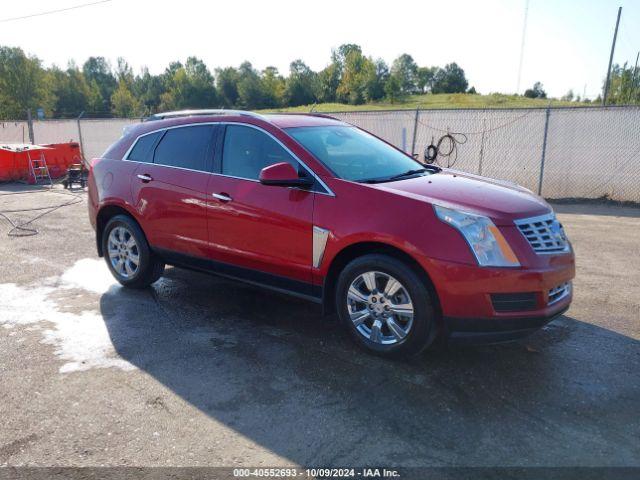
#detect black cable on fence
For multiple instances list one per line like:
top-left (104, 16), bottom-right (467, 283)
top-left (424, 132), bottom-right (468, 168)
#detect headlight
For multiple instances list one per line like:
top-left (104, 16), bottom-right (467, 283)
top-left (434, 205), bottom-right (520, 267)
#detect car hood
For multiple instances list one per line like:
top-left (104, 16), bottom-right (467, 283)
top-left (371, 169), bottom-right (551, 225)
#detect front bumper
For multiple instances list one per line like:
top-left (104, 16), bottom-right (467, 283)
top-left (421, 254), bottom-right (575, 344)
top-left (445, 304), bottom-right (569, 345)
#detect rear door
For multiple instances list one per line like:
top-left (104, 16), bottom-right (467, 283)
top-left (130, 124), bottom-right (217, 258)
top-left (205, 123), bottom-right (316, 293)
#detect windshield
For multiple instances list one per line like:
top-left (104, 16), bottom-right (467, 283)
top-left (286, 125), bottom-right (433, 183)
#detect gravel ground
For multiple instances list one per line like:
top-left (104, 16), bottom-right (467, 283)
top-left (0, 184), bottom-right (639, 468)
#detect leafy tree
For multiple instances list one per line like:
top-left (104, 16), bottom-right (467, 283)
top-left (316, 44), bottom-right (363, 103)
top-left (0, 46), bottom-right (51, 119)
top-left (158, 69), bottom-right (188, 111)
top-left (316, 63), bottom-right (341, 103)
top-left (384, 74), bottom-right (402, 103)
top-left (261, 66), bottom-right (285, 108)
top-left (431, 63), bottom-right (468, 94)
top-left (524, 81), bottom-right (546, 99)
top-left (184, 56), bottom-right (217, 107)
top-left (111, 80), bottom-right (142, 117)
top-left (82, 56), bottom-right (116, 113)
top-left (133, 67), bottom-right (164, 115)
top-left (337, 49), bottom-right (368, 104)
top-left (561, 89), bottom-right (574, 102)
top-left (47, 64), bottom-right (93, 117)
top-left (605, 62), bottom-right (640, 104)
top-left (363, 58), bottom-right (388, 102)
top-left (160, 57), bottom-right (217, 110)
top-left (237, 62), bottom-right (263, 108)
top-left (336, 50), bottom-right (388, 104)
top-left (416, 66), bottom-right (436, 93)
top-left (216, 67), bottom-right (240, 107)
top-left (0, 43), bottom-right (483, 118)
top-left (284, 60), bottom-right (317, 107)
top-left (333, 44), bottom-right (362, 70)
top-left (115, 57), bottom-right (135, 86)
top-left (390, 54), bottom-right (418, 94)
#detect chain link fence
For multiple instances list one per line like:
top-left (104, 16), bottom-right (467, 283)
top-left (332, 106), bottom-right (640, 202)
top-left (2, 106), bottom-right (639, 201)
top-left (0, 118), bottom-right (141, 161)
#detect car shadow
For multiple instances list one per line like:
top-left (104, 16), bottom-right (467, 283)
top-left (99, 267), bottom-right (640, 467)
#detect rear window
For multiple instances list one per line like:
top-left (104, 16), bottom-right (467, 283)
top-left (153, 125), bottom-right (214, 172)
top-left (126, 131), bottom-right (161, 163)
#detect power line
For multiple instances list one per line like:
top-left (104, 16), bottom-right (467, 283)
top-left (0, 0), bottom-right (112, 23)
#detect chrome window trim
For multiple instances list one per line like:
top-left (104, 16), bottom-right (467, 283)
top-left (218, 122), bottom-right (334, 196)
top-left (120, 157), bottom-right (215, 175)
top-left (513, 212), bottom-right (571, 255)
top-left (121, 121), bottom-right (335, 197)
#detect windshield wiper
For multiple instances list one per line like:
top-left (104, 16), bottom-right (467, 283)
top-left (361, 168), bottom-right (428, 184)
top-left (387, 168), bottom-right (429, 181)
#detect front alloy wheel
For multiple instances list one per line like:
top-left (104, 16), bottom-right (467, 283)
top-left (347, 271), bottom-right (414, 345)
top-left (336, 254), bottom-right (436, 358)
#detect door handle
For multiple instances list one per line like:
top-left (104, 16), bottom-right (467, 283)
top-left (212, 192), bottom-right (232, 202)
top-left (137, 174), bottom-right (153, 183)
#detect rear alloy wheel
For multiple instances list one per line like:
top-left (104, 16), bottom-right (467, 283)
top-left (107, 226), bottom-right (140, 279)
top-left (336, 254), bottom-right (436, 358)
top-left (102, 215), bottom-right (164, 288)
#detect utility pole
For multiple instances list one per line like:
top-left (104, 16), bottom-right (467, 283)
top-left (629, 51), bottom-right (639, 104)
top-left (603, 6), bottom-right (622, 106)
top-left (516, 0), bottom-right (529, 94)
top-left (26, 109), bottom-right (35, 144)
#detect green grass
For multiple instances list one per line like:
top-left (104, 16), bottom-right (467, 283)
top-left (260, 93), bottom-right (587, 113)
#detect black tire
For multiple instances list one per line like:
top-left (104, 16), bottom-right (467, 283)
top-left (102, 214), bottom-right (164, 288)
top-left (335, 254), bottom-right (436, 359)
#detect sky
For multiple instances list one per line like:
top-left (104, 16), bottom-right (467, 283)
top-left (1, 0), bottom-right (639, 100)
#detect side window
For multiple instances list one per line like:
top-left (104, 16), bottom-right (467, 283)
top-left (222, 125), bottom-right (298, 180)
top-left (127, 131), bottom-right (161, 163)
top-left (153, 125), bottom-right (214, 171)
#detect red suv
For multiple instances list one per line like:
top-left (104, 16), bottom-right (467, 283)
top-left (88, 110), bottom-right (574, 357)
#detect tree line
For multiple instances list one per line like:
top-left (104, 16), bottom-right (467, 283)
top-left (1, 43), bottom-right (637, 120)
top-left (0, 44), bottom-right (471, 119)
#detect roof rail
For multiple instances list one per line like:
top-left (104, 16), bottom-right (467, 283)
top-left (305, 112), bottom-right (340, 121)
top-left (271, 112), bottom-right (340, 121)
top-left (144, 109), bottom-right (266, 122)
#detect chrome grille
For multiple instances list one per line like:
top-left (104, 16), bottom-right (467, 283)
top-left (548, 282), bottom-right (572, 305)
top-left (514, 212), bottom-right (570, 254)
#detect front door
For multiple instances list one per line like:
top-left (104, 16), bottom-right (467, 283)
top-left (206, 124), bottom-right (315, 294)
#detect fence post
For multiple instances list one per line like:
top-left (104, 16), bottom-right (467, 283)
top-left (26, 109), bottom-right (35, 144)
top-left (410, 107), bottom-right (419, 157)
top-left (478, 118), bottom-right (487, 175)
top-left (537, 106), bottom-right (551, 196)
top-left (76, 111), bottom-right (86, 163)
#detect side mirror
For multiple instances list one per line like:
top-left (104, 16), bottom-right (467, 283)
top-left (259, 162), bottom-right (313, 188)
